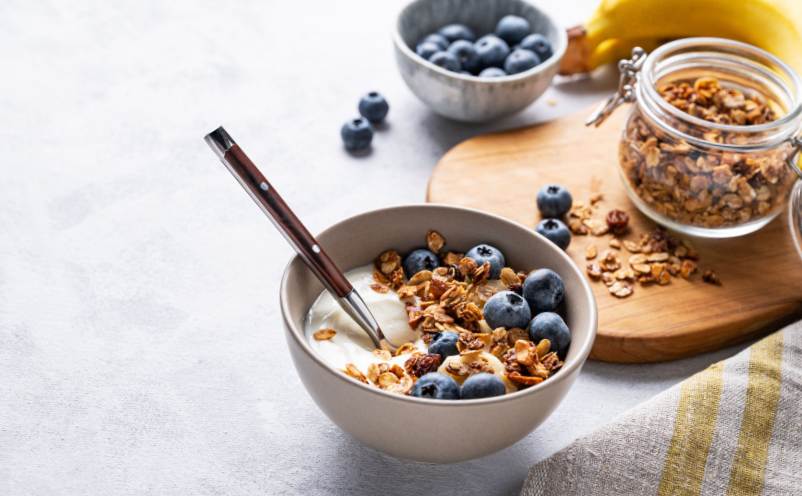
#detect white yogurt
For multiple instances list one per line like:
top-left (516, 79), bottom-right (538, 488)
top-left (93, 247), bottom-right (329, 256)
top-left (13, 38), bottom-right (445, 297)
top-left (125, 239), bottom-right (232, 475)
top-left (304, 264), bottom-right (426, 371)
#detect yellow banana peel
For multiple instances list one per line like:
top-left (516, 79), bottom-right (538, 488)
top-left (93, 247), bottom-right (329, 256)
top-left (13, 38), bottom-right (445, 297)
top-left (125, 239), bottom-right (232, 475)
top-left (560, 0), bottom-right (802, 76)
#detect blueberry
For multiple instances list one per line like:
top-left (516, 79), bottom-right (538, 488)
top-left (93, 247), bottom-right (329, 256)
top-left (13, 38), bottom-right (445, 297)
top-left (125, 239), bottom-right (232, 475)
top-left (518, 33), bottom-right (552, 61)
top-left (411, 373), bottom-right (461, 400)
top-left (478, 67), bottom-right (507, 78)
top-left (504, 48), bottom-right (541, 74)
top-left (416, 41), bottom-right (441, 60)
top-left (402, 248), bottom-right (439, 278)
top-left (358, 92), bottom-right (389, 124)
top-left (495, 15), bottom-right (531, 45)
top-left (461, 373), bottom-right (506, 399)
top-left (428, 331), bottom-right (459, 358)
top-left (475, 34), bottom-right (510, 68)
top-left (522, 268), bottom-right (565, 313)
top-left (340, 117), bottom-right (373, 152)
top-left (536, 218), bottom-right (571, 250)
top-left (438, 24), bottom-right (476, 43)
top-left (428, 51), bottom-right (461, 72)
top-left (447, 40), bottom-right (480, 73)
top-left (465, 243), bottom-right (505, 278)
top-left (536, 184), bottom-right (573, 217)
top-left (420, 33), bottom-right (449, 50)
top-left (528, 312), bottom-right (571, 358)
top-left (483, 290), bottom-right (532, 330)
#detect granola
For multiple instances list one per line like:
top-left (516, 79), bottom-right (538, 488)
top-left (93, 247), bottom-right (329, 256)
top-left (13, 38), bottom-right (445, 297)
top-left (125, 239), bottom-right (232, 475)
top-left (619, 76), bottom-right (795, 230)
top-left (306, 230), bottom-right (569, 400)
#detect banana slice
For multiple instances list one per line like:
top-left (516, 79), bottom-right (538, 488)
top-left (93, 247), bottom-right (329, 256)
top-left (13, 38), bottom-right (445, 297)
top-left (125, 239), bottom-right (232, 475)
top-left (438, 350), bottom-right (515, 392)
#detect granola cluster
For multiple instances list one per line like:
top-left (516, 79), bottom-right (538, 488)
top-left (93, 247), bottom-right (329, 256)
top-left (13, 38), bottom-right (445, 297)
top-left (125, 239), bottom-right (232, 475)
top-left (568, 194), bottom-right (720, 298)
top-left (337, 230), bottom-right (565, 397)
top-left (619, 76), bottom-right (796, 230)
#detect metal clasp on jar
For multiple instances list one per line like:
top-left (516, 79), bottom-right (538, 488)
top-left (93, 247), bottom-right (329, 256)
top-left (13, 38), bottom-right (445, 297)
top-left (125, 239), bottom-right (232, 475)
top-left (586, 47), bottom-right (648, 127)
top-left (787, 135), bottom-right (802, 180)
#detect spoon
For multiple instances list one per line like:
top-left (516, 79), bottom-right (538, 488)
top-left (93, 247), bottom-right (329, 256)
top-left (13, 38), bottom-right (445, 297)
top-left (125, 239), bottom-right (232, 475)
top-left (204, 127), bottom-right (396, 351)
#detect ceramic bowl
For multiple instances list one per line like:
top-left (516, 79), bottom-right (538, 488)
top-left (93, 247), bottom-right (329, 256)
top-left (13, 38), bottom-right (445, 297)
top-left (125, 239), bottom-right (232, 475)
top-left (280, 204), bottom-right (597, 463)
top-left (393, 0), bottom-right (567, 123)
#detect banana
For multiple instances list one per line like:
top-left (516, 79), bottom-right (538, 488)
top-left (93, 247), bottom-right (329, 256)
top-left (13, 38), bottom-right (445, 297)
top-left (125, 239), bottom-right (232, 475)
top-left (438, 351), bottom-right (516, 392)
top-left (560, 0), bottom-right (802, 75)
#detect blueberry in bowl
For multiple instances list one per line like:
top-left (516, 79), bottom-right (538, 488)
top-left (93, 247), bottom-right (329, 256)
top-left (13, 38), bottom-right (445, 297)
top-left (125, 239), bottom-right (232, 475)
top-left (465, 243), bottom-right (505, 278)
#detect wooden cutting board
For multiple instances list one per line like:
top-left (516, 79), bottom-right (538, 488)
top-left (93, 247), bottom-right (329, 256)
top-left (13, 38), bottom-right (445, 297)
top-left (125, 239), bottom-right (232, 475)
top-left (427, 106), bottom-right (802, 363)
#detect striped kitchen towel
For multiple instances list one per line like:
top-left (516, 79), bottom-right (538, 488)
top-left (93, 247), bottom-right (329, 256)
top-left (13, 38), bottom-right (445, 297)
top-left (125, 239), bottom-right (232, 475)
top-left (521, 320), bottom-right (802, 496)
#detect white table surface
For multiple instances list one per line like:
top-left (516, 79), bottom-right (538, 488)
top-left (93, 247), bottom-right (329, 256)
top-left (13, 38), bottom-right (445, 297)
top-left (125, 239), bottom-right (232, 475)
top-left (0, 1), bottom-right (753, 494)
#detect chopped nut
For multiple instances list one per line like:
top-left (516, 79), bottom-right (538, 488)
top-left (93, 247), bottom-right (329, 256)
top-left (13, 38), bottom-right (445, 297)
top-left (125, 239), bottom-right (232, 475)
top-left (313, 328), bottom-right (336, 341)
top-left (680, 260), bottom-right (698, 279)
top-left (702, 269), bottom-right (722, 285)
top-left (586, 262), bottom-right (603, 279)
top-left (343, 363), bottom-right (368, 383)
top-left (535, 339), bottom-right (551, 358)
top-left (623, 240), bottom-right (641, 253)
top-left (426, 230), bottom-right (446, 253)
top-left (609, 281), bottom-right (634, 298)
top-left (404, 353), bottom-right (441, 378)
top-left (370, 283), bottom-right (390, 294)
top-left (376, 250), bottom-right (401, 275)
top-left (585, 245), bottom-right (598, 260)
top-left (609, 238), bottom-right (622, 249)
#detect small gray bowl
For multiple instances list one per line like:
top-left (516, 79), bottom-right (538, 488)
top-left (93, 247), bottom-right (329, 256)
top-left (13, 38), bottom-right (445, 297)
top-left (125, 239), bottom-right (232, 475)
top-left (393, 0), bottom-right (567, 123)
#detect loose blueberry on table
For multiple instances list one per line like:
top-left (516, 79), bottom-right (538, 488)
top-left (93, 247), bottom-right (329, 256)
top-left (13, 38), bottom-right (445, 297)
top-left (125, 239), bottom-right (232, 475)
top-left (358, 92), bottom-right (390, 124)
top-left (536, 218), bottom-right (571, 250)
top-left (537, 184), bottom-right (573, 218)
top-left (340, 117), bottom-right (373, 152)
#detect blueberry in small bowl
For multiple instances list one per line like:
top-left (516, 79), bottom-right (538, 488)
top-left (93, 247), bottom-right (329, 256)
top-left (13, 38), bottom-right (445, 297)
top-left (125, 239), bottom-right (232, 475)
top-left (447, 40), bottom-right (481, 74)
top-left (518, 33), bottom-right (553, 61)
top-left (393, 0), bottom-right (567, 122)
top-left (428, 51), bottom-right (462, 72)
top-left (478, 67), bottom-right (507, 78)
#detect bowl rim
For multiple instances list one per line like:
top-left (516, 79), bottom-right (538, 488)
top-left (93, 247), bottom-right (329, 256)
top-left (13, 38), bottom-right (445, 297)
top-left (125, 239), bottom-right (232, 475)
top-left (279, 203), bottom-right (598, 407)
top-left (392, 0), bottom-right (568, 84)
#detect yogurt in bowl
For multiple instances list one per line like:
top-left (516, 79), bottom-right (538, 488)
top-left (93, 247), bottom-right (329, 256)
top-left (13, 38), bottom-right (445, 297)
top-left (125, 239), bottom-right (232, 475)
top-left (280, 204), bottom-right (597, 462)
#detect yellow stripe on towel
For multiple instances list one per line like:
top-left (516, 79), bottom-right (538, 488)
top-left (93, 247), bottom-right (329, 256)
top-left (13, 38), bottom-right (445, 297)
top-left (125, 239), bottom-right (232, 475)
top-left (726, 332), bottom-right (784, 496)
top-left (658, 361), bottom-right (725, 496)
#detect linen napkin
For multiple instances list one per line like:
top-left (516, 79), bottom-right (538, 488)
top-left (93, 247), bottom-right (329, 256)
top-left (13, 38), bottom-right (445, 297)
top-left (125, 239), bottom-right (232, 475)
top-left (521, 320), bottom-right (802, 496)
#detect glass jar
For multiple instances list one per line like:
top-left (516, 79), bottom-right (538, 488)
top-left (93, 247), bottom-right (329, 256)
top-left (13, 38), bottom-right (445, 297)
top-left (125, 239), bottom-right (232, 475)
top-left (589, 38), bottom-right (802, 238)
top-left (791, 180), bottom-right (802, 261)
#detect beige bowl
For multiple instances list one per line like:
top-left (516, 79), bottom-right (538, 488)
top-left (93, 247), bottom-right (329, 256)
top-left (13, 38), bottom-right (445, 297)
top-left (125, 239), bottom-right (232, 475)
top-left (280, 204), bottom-right (597, 462)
